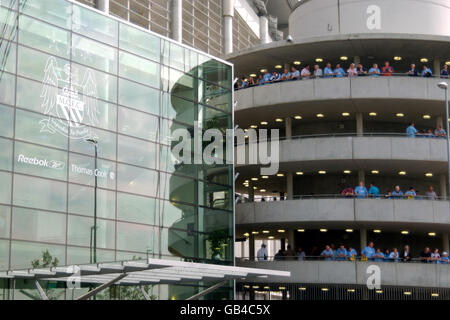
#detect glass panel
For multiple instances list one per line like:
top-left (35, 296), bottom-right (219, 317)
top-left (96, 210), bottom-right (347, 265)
top-left (0, 138), bottom-right (12, 171)
top-left (160, 227), bottom-right (196, 258)
top-left (69, 128), bottom-right (116, 161)
top-left (161, 93), bottom-right (196, 125)
top-left (67, 246), bottom-right (115, 265)
top-left (117, 164), bottom-right (158, 197)
top-left (159, 145), bottom-right (196, 178)
top-left (117, 222), bottom-right (155, 253)
top-left (14, 141), bottom-right (67, 181)
top-left (0, 6), bottom-right (18, 41)
top-left (119, 23), bottom-right (160, 62)
top-left (12, 207), bottom-right (66, 244)
top-left (74, 4), bottom-right (118, 46)
top-left (198, 58), bottom-right (232, 89)
top-left (10, 241), bottom-right (65, 269)
top-left (0, 72), bottom-right (15, 105)
top-left (69, 153), bottom-right (116, 190)
top-left (1, 0), bottom-right (17, 10)
top-left (72, 34), bottom-right (117, 74)
top-left (203, 105), bottom-right (229, 132)
top-left (117, 134), bottom-right (157, 169)
top-left (0, 104), bottom-right (13, 137)
top-left (199, 207), bottom-right (232, 234)
top-left (68, 183), bottom-right (116, 220)
top-left (0, 40), bottom-right (16, 73)
top-left (19, 15), bottom-right (70, 59)
top-left (0, 172), bottom-right (11, 204)
top-left (159, 172), bottom-right (196, 204)
top-left (161, 200), bottom-right (195, 228)
top-left (71, 63), bottom-right (117, 103)
top-left (119, 51), bottom-right (160, 88)
top-left (0, 240), bottom-right (8, 271)
top-left (118, 78), bottom-right (159, 115)
top-left (118, 107), bottom-right (158, 141)
top-left (20, 0), bottom-right (71, 29)
top-left (200, 81), bottom-right (231, 113)
top-left (67, 215), bottom-right (115, 250)
top-left (198, 181), bottom-right (232, 211)
top-left (117, 192), bottom-right (157, 225)
top-left (13, 174), bottom-right (66, 212)
top-left (169, 41), bottom-right (185, 71)
top-left (0, 205), bottom-right (10, 238)
top-left (170, 68), bottom-right (196, 101)
top-left (15, 109), bottom-right (68, 150)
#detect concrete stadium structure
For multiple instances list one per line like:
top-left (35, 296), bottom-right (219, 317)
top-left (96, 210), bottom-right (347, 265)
top-left (229, 0), bottom-right (450, 300)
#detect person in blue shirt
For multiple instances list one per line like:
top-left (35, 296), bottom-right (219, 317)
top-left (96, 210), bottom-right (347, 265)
top-left (347, 247), bottom-right (357, 260)
top-left (406, 122), bottom-right (417, 137)
top-left (421, 65), bottom-right (432, 77)
top-left (323, 63), bottom-right (334, 78)
top-left (335, 245), bottom-right (348, 261)
top-left (440, 252), bottom-right (449, 264)
top-left (240, 77), bottom-right (248, 89)
top-left (290, 66), bottom-right (300, 80)
top-left (281, 68), bottom-right (291, 81)
top-left (354, 181), bottom-right (368, 198)
top-left (373, 248), bottom-right (385, 262)
top-left (407, 64), bottom-right (419, 76)
top-left (405, 187), bottom-right (416, 199)
top-left (362, 242), bottom-right (376, 261)
top-left (368, 63), bottom-right (381, 76)
top-left (261, 70), bottom-right (271, 84)
top-left (334, 63), bottom-right (345, 78)
top-left (368, 182), bottom-right (380, 198)
top-left (389, 248), bottom-right (399, 262)
top-left (320, 245), bottom-right (334, 261)
top-left (441, 65), bottom-right (449, 79)
top-left (391, 185), bottom-right (404, 198)
top-left (383, 249), bottom-right (391, 261)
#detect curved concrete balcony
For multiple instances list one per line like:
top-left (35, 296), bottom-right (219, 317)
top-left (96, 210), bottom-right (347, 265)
top-left (236, 198), bottom-right (450, 230)
top-left (235, 77), bottom-right (447, 115)
top-left (237, 260), bottom-right (450, 289)
top-left (236, 135), bottom-right (448, 170)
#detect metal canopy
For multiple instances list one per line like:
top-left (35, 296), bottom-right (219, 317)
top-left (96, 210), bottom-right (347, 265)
top-left (0, 258), bottom-right (290, 287)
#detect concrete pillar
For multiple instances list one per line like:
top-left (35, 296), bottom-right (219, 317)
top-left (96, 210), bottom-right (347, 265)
top-left (223, 0), bottom-right (234, 55)
top-left (259, 16), bottom-right (271, 45)
top-left (433, 59), bottom-right (441, 75)
top-left (97, 0), bottom-right (109, 13)
top-left (248, 184), bottom-right (255, 202)
top-left (249, 235), bottom-right (255, 260)
top-left (356, 112), bottom-right (363, 136)
top-left (440, 173), bottom-right (447, 199)
top-left (287, 172), bottom-right (293, 200)
top-left (360, 228), bottom-right (367, 253)
top-left (287, 229), bottom-right (295, 250)
top-left (436, 116), bottom-right (444, 128)
top-left (358, 169), bottom-right (365, 185)
top-left (285, 117), bottom-right (292, 138)
top-left (353, 56), bottom-right (361, 65)
top-left (171, 0), bottom-right (183, 42)
top-left (443, 234), bottom-right (450, 253)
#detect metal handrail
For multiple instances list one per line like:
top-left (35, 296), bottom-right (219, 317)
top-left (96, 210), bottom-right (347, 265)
top-left (237, 256), bottom-right (450, 264)
top-left (235, 72), bottom-right (450, 91)
top-left (238, 194), bottom-right (446, 203)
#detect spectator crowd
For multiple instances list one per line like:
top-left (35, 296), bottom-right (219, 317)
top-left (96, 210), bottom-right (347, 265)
top-left (235, 61), bottom-right (450, 90)
top-left (406, 122), bottom-right (447, 138)
top-left (340, 181), bottom-right (438, 200)
top-left (256, 242), bottom-right (450, 264)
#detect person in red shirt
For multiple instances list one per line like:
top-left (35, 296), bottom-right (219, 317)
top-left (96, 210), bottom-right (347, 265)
top-left (381, 61), bottom-right (393, 76)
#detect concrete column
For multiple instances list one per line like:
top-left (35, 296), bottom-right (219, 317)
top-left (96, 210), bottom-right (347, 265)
top-left (287, 229), bottom-right (295, 250)
top-left (358, 169), bottom-right (365, 185)
top-left (248, 184), bottom-right (255, 202)
top-left (360, 228), bottom-right (367, 252)
top-left (443, 234), bottom-right (450, 253)
top-left (97, 0), bottom-right (109, 13)
top-left (433, 59), bottom-right (441, 76)
top-left (171, 0), bottom-right (183, 42)
top-left (440, 173), bottom-right (447, 199)
top-left (436, 116), bottom-right (444, 128)
top-left (259, 16), bottom-right (271, 45)
top-left (287, 172), bottom-right (293, 200)
top-left (356, 112), bottom-right (363, 136)
top-left (285, 117), bottom-right (292, 138)
top-left (249, 235), bottom-right (255, 260)
top-left (223, 0), bottom-right (234, 55)
top-left (353, 56), bottom-right (361, 65)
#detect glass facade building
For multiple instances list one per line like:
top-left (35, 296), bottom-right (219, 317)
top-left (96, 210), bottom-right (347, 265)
top-left (0, 0), bottom-right (233, 299)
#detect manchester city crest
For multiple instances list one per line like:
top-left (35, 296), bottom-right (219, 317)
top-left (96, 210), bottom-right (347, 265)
top-left (39, 56), bottom-right (99, 139)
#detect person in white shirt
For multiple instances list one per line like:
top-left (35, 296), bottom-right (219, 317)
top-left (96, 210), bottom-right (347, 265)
top-left (256, 243), bottom-right (268, 261)
top-left (301, 65), bottom-right (312, 79)
top-left (313, 64), bottom-right (323, 78)
top-left (431, 248), bottom-right (441, 264)
top-left (347, 63), bottom-right (358, 77)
